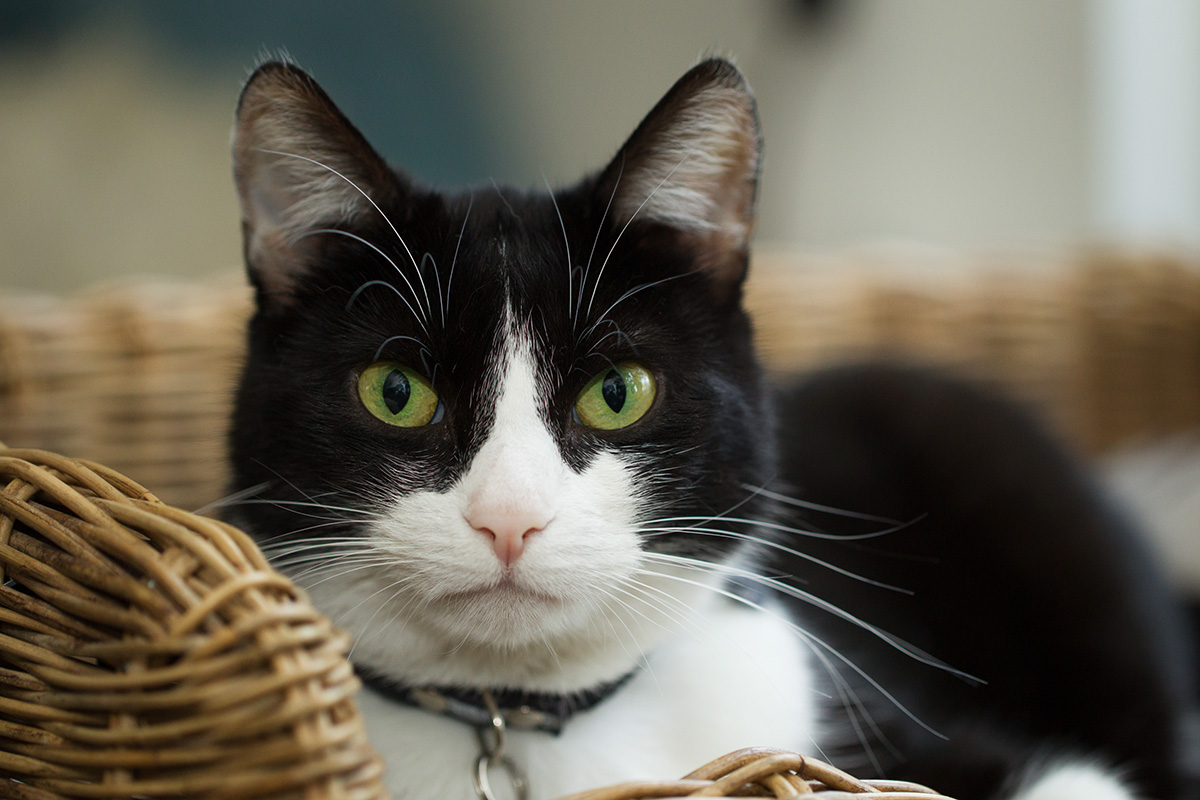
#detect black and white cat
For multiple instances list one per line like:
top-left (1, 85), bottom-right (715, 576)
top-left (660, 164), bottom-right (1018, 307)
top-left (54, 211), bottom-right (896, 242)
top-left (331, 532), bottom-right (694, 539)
top-left (226, 58), bottom-right (1196, 800)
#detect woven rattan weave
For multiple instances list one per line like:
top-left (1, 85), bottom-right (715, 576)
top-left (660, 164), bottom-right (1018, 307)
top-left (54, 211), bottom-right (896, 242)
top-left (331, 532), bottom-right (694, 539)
top-left (558, 747), bottom-right (951, 799)
top-left (0, 446), bottom-right (385, 800)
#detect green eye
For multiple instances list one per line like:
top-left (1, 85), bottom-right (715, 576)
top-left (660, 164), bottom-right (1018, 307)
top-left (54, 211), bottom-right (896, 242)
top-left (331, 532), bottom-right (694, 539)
top-left (574, 362), bottom-right (657, 430)
top-left (357, 362), bottom-right (441, 427)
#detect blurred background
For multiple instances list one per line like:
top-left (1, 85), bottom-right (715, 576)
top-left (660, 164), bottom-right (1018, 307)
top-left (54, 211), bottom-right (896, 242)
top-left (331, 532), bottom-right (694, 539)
top-left (2, 0), bottom-right (1199, 291)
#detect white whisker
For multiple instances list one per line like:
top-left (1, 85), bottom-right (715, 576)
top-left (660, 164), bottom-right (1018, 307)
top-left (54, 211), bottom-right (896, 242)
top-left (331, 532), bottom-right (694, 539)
top-left (489, 177), bottom-right (517, 218)
top-left (255, 519), bottom-right (376, 542)
top-left (581, 273), bottom-right (689, 343)
top-left (585, 142), bottom-right (697, 321)
top-left (255, 146), bottom-right (426, 307)
top-left (230, 496), bottom-right (377, 517)
top-left (641, 514), bottom-right (916, 543)
top-left (638, 525), bottom-right (910, 593)
top-left (747, 485), bottom-right (905, 525)
top-left (372, 334), bottom-right (433, 363)
top-left (590, 588), bottom-right (659, 690)
top-left (420, 252), bottom-right (440, 332)
top-left (634, 564), bottom-right (885, 770)
top-left (292, 558), bottom-right (399, 587)
top-left (193, 481), bottom-right (273, 515)
top-left (301, 228), bottom-right (429, 331)
top-left (342, 573), bottom-right (424, 657)
top-left (645, 552), bottom-right (975, 684)
top-left (543, 174), bottom-right (574, 322)
top-left (580, 156), bottom-right (624, 324)
top-left (444, 192), bottom-right (473, 329)
top-left (637, 562), bottom-right (948, 740)
top-left (372, 588), bottom-right (424, 643)
top-left (265, 537), bottom-right (377, 556)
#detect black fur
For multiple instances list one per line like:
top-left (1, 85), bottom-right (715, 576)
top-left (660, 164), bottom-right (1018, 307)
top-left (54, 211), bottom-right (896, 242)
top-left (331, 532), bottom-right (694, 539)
top-left (774, 364), bottom-right (1197, 799)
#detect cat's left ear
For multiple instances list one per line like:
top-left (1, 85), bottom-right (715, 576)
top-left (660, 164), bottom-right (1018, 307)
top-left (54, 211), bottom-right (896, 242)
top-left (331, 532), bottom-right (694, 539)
top-left (598, 58), bottom-right (762, 295)
top-left (232, 60), bottom-right (399, 305)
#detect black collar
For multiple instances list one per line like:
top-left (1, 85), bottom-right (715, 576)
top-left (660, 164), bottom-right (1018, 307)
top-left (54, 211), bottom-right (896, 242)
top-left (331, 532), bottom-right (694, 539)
top-left (356, 667), bottom-right (636, 736)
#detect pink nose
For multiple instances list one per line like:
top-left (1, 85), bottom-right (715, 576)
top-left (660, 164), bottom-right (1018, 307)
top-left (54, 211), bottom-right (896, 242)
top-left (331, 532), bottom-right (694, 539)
top-left (467, 506), bottom-right (552, 567)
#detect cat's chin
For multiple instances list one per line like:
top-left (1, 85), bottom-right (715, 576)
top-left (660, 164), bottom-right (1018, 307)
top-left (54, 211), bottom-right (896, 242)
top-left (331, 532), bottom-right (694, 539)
top-left (344, 592), bottom-right (654, 691)
top-left (292, 557), bottom-right (714, 691)
top-left (315, 558), bottom-right (726, 692)
top-left (435, 577), bottom-right (564, 608)
top-left (416, 582), bottom-right (596, 651)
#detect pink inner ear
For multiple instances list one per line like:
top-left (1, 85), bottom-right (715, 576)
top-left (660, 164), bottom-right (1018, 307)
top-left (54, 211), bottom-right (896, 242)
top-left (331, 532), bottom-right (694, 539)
top-left (237, 152), bottom-right (329, 300)
top-left (612, 84), bottom-right (760, 254)
top-left (249, 177), bottom-right (300, 232)
top-left (232, 62), bottom-right (397, 300)
top-left (242, 226), bottom-right (301, 300)
top-left (239, 143), bottom-right (373, 243)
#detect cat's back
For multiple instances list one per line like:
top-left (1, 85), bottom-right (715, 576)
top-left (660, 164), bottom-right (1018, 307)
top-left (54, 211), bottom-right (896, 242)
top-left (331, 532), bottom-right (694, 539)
top-left (769, 362), bottom-right (1197, 799)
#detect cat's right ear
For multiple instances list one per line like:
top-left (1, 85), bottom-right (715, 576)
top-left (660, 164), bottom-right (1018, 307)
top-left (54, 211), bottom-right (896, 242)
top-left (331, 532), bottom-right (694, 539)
top-left (232, 61), bottom-right (397, 305)
top-left (595, 58), bottom-right (762, 299)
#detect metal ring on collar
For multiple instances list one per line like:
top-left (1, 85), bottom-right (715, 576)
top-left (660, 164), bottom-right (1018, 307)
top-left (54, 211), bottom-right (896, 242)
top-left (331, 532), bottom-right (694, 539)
top-left (473, 752), bottom-right (529, 800)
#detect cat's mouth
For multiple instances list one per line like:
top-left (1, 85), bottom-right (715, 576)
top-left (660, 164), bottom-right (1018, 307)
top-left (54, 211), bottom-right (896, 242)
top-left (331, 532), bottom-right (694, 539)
top-left (437, 578), bottom-right (564, 607)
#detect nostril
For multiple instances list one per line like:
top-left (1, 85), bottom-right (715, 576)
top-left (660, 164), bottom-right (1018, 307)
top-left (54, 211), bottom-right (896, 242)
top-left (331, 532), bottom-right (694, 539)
top-left (471, 518), bottom-right (548, 567)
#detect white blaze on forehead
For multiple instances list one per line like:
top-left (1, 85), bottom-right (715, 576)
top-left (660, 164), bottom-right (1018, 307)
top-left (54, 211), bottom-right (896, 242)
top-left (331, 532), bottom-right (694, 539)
top-left (458, 323), bottom-right (564, 535)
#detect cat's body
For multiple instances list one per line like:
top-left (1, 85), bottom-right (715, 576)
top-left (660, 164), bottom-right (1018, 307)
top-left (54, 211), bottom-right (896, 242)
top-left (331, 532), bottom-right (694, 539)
top-left (227, 58), bottom-right (1196, 800)
top-left (354, 597), bottom-right (813, 799)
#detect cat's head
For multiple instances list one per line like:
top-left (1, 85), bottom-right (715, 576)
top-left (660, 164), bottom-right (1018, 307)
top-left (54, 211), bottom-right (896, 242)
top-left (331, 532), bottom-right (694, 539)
top-left (228, 58), bottom-right (775, 690)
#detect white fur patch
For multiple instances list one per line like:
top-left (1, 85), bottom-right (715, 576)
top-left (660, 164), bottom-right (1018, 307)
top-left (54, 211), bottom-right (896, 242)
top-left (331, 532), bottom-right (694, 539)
top-left (358, 597), bottom-right (817, 799)
top-left (457, 327), bottom-right (561, 566)
top-left (1011, 762), bottom-right (1137, 800)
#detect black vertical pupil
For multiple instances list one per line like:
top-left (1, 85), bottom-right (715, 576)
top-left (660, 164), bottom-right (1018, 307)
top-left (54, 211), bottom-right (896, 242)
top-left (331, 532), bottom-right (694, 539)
top-left (382, 370), bottom-right (411, 414)
top-left (601, 370), bottom-right (626, 413)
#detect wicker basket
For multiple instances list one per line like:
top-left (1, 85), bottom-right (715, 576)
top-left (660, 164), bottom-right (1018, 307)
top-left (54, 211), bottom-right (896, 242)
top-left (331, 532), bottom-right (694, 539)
top-left (0, 276), bottom-right (249, 513)
top-left (3, 250), bottom-right (1199, 512)
top-left (557, 747), bottom-right (948, 798)
top-left (746, 247), bottom-right (1200, 452)
top-left (0, 446), bottom-right (385, 800)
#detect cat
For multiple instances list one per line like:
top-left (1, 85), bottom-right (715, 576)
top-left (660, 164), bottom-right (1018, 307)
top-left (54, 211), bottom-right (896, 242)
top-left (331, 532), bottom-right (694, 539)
top-left (225, 57), bottom-right (1197, 800)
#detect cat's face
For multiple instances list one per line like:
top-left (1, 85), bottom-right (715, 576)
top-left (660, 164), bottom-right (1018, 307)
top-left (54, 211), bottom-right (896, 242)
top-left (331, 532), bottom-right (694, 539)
top-left (228, 59), bottom-right (775, 689)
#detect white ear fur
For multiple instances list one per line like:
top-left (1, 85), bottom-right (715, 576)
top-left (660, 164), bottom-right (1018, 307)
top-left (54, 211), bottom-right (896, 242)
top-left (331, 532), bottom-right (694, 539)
top-left (232, 63), bottom-right (393, 299)
top-left (613, 61), bottom-right (761, 253)
top-left (242, 135), bottom-right (371, 241)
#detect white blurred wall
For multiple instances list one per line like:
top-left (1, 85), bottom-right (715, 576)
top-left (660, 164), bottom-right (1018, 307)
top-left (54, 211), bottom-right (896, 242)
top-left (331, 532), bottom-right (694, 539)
top-left (1092, 0), bottom-right (1200, 246)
